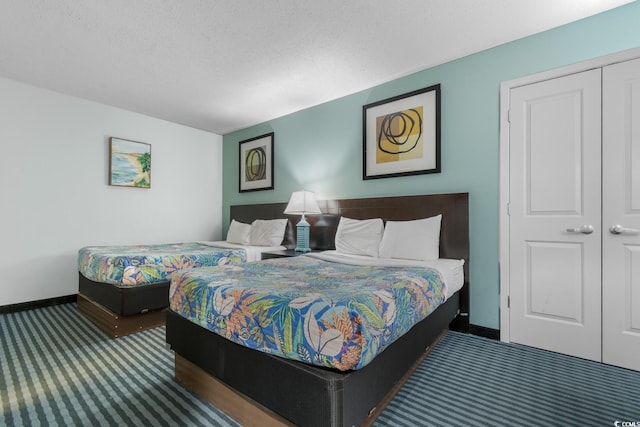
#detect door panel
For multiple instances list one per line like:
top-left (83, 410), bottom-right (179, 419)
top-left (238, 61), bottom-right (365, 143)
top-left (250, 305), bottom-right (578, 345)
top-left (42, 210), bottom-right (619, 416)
top-left (602, 57), bottom-right (640, 371)
top-left (527, 242), bottom-right (584, 323)
top-left (509, 69), bottom-right (602, 361)
top-left (527, 93), bottom-right (584, 214)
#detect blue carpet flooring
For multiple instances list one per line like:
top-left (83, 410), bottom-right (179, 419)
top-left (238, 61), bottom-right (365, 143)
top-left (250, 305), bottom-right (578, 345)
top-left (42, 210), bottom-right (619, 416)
top-left (1, 303), bottom-right (639, 426)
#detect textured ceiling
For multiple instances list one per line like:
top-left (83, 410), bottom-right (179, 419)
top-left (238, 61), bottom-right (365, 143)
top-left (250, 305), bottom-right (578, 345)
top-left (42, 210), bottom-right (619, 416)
top-left (0, 1), bottom-right (633, 134)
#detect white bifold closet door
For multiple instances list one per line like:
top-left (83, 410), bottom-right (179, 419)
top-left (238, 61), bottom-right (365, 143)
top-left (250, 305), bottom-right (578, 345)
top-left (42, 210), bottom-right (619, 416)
top-left (508, 69), bottom-right (602, 363)
top-left (602, 57), bottom-right (640, 371)
top-left (508, 57), bottom-right (640, 371)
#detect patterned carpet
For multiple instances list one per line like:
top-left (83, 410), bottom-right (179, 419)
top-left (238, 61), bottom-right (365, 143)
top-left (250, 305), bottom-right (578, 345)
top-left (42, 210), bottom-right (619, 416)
top-left (1, 303), bottom-right (639, 426)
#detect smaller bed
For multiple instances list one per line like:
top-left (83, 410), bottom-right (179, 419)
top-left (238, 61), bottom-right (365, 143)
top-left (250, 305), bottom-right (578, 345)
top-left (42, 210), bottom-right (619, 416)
top-left (77, 219), bottom-right (289, 338)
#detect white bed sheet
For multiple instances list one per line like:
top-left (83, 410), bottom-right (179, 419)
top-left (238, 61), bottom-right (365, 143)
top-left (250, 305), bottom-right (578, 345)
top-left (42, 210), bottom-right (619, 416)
top-left (197, 241), bottom-right (285, 262)
top-left (308, 250), bottom-right (464, 300)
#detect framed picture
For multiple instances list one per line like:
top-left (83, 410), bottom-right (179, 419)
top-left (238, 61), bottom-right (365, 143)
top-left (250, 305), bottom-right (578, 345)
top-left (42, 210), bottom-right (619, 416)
top-left (239, 132), bottom-right (274, 192)
top-left (109, 137), bottom-right (151, 188)
top-left (363, 84), bottom-right (440, 180)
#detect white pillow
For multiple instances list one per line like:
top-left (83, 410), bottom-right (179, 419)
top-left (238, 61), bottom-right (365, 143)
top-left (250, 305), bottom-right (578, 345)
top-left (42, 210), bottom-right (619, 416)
top-left (249, 219), bottom-right (288, 246)
top-left (334, 217), bottom-right (384, 257)
top-left (226, 220), bottom-right (251, 245)
top-left (379, 215), bottom-right (442, 261)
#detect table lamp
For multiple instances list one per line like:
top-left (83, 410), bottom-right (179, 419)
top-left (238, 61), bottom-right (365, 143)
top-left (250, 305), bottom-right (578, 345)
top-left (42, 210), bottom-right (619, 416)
top-left (284, 190), bottom-right (322, 252)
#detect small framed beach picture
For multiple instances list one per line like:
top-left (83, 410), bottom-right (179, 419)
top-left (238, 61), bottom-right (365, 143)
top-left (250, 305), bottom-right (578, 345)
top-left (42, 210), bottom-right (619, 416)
top-left (109, 137), bottom-right (151, 188)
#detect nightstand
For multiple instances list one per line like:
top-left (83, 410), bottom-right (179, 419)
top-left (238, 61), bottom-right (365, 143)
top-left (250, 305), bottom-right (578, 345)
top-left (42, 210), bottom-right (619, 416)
top-left (261, 249), bottom-right (319, 260)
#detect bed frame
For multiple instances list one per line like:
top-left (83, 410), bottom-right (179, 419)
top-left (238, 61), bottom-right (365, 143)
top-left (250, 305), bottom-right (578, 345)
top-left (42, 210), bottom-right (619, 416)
top-left (77, 274), bottom-right (169, 338)
top-left (78, 273), bottom-right (170, 316)
top-left (166, 193), bottom-right (469, 426)
top-left (77, 247), bottom-right (250, 338)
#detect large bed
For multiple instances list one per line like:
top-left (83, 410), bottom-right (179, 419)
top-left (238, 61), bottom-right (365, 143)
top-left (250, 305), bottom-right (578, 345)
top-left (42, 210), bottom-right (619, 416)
top-left (165, 193), bottom-right (469, 426)
top-left (77, 220), bottom-right (289, 338)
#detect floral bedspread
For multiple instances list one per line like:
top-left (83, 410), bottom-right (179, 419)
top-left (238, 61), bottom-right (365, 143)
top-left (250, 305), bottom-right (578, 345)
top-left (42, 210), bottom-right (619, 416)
top-left (169, 256), bottom-right (445, 371)
top-left (78, 243), bottom-right (246, 287)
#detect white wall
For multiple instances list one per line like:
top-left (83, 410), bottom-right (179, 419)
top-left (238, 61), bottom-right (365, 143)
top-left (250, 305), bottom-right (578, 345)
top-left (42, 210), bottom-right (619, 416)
top-left (0, 77), bottom-right (223, 306)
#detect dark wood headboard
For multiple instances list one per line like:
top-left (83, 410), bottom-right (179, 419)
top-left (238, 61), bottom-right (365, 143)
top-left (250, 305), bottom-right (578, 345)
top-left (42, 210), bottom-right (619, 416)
top-left (230, 193), bottom-right (469, 331)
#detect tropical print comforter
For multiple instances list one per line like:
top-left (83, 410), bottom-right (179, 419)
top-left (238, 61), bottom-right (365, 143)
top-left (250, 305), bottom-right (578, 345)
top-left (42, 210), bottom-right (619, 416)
top-left (78, 243), bottom-right (246, 287)
top-left (169, 256), bottom-right (446, 371)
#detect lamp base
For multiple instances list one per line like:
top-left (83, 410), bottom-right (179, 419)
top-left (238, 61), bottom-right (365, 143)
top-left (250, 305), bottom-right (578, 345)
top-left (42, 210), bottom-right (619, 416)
top-left (295, 219), bottom-right (311, 253)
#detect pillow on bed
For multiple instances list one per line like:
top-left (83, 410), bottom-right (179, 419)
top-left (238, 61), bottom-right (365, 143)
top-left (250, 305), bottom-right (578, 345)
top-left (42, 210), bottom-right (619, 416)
top-left (226, 220), bottom-right (251, 245)
top-left (379, 214), bottom-right (442, 261)
top-left (334, 217), bottom-right (384, 257)
top-left (249, 219), bottom-right (288, 246)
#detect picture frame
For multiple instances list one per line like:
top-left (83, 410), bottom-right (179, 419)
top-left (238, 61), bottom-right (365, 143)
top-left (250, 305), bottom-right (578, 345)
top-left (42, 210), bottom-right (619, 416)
top-left (109, 137), bottom-right (151, 188)
top-left (362, 84), bottom-right (440, 180)
top-left (239, 132), bottom-right (274, 192)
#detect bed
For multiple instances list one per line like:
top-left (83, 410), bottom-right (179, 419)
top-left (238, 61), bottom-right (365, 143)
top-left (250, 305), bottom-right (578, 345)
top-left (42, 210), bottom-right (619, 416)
top-left (77, 219), bottom-right (290, 338)
top-left (165, 193), bottom-right (469, 426)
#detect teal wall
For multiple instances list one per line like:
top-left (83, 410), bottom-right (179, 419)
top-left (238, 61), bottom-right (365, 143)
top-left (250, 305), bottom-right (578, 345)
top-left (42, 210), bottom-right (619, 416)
top-left (223, 2), bottom-right (640, 330)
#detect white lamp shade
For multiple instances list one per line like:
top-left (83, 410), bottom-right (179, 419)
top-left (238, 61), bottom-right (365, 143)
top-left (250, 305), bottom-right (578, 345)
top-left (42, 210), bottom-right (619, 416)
top-left (284, 191), bottom-right (322, 215)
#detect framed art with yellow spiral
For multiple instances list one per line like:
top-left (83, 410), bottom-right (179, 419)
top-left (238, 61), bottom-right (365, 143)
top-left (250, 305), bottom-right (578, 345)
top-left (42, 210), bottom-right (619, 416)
top-left (363, 84), bottom-right (440, 180)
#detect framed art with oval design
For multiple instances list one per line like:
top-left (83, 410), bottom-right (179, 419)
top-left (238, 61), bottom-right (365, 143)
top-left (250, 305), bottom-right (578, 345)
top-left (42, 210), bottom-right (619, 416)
top-left (239, 132), bottom-right (274, 192)
top-left (362, 84), bottom-right (440, 180)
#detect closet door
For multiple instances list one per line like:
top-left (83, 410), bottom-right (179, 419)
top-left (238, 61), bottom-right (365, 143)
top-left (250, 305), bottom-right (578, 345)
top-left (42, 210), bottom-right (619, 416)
top-left (508, 69), bottom-right (602, 361)
top-left (602, 57), bottom-right (640, 371)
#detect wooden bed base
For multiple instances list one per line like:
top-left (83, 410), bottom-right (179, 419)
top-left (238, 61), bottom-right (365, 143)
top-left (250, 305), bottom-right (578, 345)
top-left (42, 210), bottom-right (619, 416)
top-left (77, 293), bottom-right (165, 338)
top-left (174, 330), bottom-right (446, 427)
